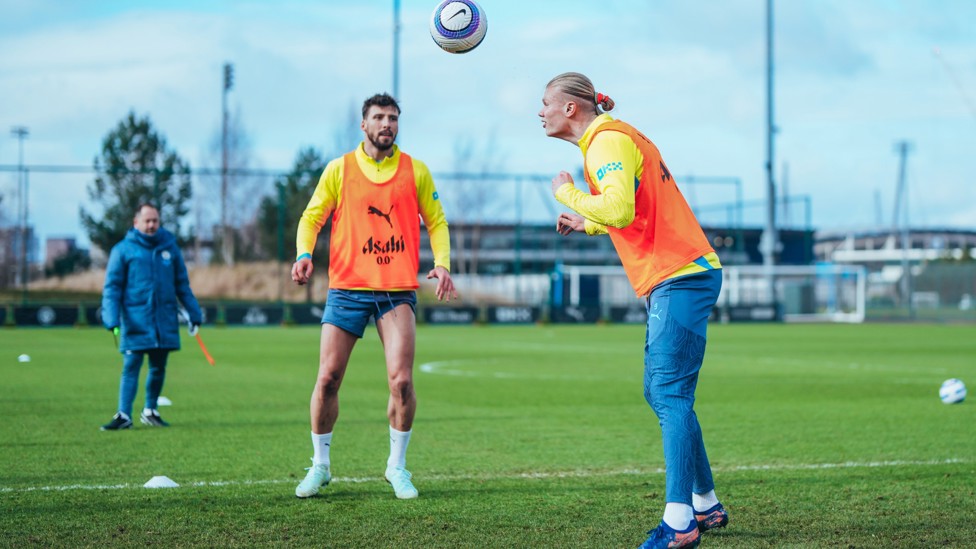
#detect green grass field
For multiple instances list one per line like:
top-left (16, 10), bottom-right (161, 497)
top-left (1, 323), bottom-right (974, 548)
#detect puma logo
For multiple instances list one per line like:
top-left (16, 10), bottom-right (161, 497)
top-left (649, 311), bottom-right (662, 320)
top-left (368, 205), bottom-right (394, 227)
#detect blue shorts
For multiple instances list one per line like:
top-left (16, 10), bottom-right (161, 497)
top-left (321, 289), bottom-right (417, 338)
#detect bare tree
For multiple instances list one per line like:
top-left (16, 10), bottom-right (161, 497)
top-left (0, 191), bottom-right (13, 288)
top-left (198, 107), bottom-right (265, 265)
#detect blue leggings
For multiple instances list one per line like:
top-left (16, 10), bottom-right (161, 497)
top-left (643, 269), bottom-right (722, 505)
top-left (117, 349), bottom-right (170, 417)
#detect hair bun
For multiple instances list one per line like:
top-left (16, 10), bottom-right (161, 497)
top-left (596, 92), bottom-right (615, 112)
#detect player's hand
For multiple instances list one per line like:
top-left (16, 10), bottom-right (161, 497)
top-left (291, 257), bottom-right (313, 285)
top-left (551, 171), bottom-right (574, 195)
top-left (188, 323), bottom-right (199, 337)
top-left (556, 213), bottom-right (585, 236)
top-left (109, 326), bottom-right (119, 334)
top-left (427, 266), bottom-right (457, 302)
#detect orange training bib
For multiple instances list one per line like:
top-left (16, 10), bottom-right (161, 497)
top-left (583, 120), bottom-right (714, 296)
top-left (328, 152), bottom-right (422, 289)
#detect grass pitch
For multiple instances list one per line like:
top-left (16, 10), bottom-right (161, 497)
top-left (1, 323), bottom-right (974, 548)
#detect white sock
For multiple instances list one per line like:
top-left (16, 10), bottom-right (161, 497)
top-left (663, 503), bottom-right (694, 530)
top-left (311, 431), bottom-right (332, 466)
top-left (142, 408), bottom-right (155, 417)
top-left (693, 490), bottom-right (719, 512)
top-left (387, 426), bottom-right (411, 471)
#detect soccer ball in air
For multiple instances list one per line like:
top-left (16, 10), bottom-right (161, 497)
top-left (429, 0), bottom-right (487, 54)
top-left (939, 378), bottom-right (966, 404)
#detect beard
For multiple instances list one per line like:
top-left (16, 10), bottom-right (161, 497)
top-left (367, 131), bottom-right (396, 152)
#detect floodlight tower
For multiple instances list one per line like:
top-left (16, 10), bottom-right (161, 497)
top-left (893, 140), bottom-right (914, 318)
top-left (11, 125), bottom-right (29, 301)
top-left (221, 62), bottom-right (234, 265)
top-left (763, 0), bottom-right (779, 305)
top-left (393, 0), bottom-right (401, 100)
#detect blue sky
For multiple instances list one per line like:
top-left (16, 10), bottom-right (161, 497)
top-left (2, 0), bottom-right (975, 248)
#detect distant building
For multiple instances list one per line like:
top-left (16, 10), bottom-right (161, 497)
top-left (45, 236), bottom-right (77, 267)
top-left (420, 222), bottom-right (815, 275)
top-left (815, 228), bottom-right (976, 310)
top-left (815, 228), bottom-right (976, 267)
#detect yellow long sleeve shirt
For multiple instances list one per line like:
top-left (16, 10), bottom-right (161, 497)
top-left (555, 114), bottom-right (638, 236)
top-left (296, 143), bottom-right (451, 270)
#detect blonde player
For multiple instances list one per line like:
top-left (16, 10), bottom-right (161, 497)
top-left (540, 73), bottom-right (727, 549)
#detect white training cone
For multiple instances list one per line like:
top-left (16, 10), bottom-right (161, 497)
top-left (18, 354), bottom-right (31, 363)
top-left (144, 476), bottom-right (179, 488)
top-left (157, 396), bottom-right (172, 406)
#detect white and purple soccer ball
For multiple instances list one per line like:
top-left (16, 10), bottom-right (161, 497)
top-left (429, 0), bottom-right (487, 54)
top-left (939, 378), bottom-right (966, 404)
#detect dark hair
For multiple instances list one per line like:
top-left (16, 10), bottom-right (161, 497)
top-left (362, 93), bottom-right (401, 119)
top-left (546, 72), bottom-right (615, 113)
top-left (134, 203), bottom-right (159, 218)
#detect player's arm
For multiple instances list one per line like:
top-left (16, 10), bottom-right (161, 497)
top-left (415, 160), bottom-right (457, 301)
top-left (101, 246), bottom-right (126, 330)
top-left (292, 160), bottom-right (340, 285)
top-left (553, 131), bottom-right (637, 230)
top-left (584, 218), bottom-right (608, 235)
top-left (414, 160), bottom-right (450, 270)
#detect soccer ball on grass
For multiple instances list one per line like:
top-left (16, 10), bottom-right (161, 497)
top-left (939, 378), bottom-right (966, 404)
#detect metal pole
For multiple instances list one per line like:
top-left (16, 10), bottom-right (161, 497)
top-left (393, 0), bottom-right (400, 100)
top-left (764, 0), bottom-right (778, 304)
top-left (277, 182), bottom-right (285, 304)
top-left (781, 162), bottom-right (790, 228)
top-left (22, 169), bottom-right (29, 304)
top-left (734, 176), bottom-right (744, 256)
top-left (804, 195), bottom-right (812, 264)
top-left (734, 177), bottom-right (743, 228)
top-left (221, 62), bottom-right (234, 265)
top-left (10, 126), bottom-right (29, 301)
top-left (514, 177), bottom-right (522, 302)
top-left (894, 140), bottom-right (914, 318)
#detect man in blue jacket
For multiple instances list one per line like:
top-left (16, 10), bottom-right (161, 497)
top-left (100, 203), bottom-right (203, 430)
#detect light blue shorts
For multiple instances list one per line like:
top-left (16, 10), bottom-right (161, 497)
top-left (321, 289), bottom-right (417, 338)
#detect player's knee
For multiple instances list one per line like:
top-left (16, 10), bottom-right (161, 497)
top-left (389, 376), bottom-right (414, 402)
top-left (643, 381), bottom-right (660, 410)
top-left (646, 391), bottom-right (667, 418)
top-left (317, 371), bottom-right (343, 396)
top-left (646, 389), bottom-right (693, 420)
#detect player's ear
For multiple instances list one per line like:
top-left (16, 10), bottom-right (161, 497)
top-left (564, 101), bottom-right (576, 117)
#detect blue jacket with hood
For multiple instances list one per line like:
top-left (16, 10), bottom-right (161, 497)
top-left (101, 227), bottom-right (203, 352)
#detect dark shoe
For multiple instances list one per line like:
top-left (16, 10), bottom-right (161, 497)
top-left (140, 409), bottom-right (170, 427)
top-left (638, 521), bottom-right (700, 549)
top-left (101, 413), bottom-right (133, 431)
top-left (695, 502), bottom-right (729, 532)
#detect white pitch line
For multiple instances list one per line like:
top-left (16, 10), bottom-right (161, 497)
top-left (0, 458), bottom-right (969, 493)
top-left (418, 360), bottom-right (629, 381)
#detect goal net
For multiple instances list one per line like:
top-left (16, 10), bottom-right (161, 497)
top-left (560, 263), bottom-right (866, 323)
